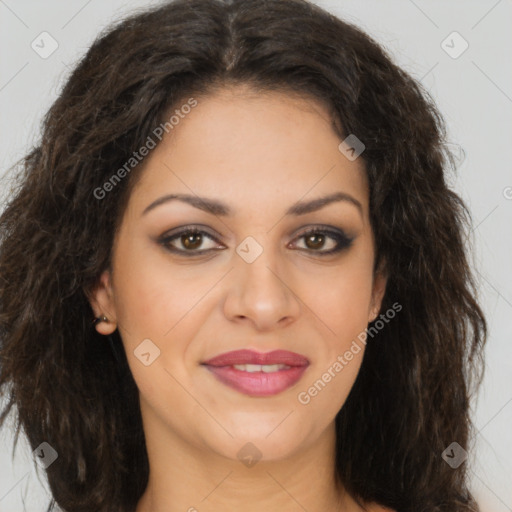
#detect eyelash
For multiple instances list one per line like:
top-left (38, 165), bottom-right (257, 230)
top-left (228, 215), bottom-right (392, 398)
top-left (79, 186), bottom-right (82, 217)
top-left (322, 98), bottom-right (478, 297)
top-left (158, 224), bottom-right (354, 257)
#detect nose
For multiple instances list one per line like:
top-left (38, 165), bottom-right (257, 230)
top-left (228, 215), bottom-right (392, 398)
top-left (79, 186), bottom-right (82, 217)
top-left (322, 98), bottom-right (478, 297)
top-left (222, 246), bottom-right (301, 331)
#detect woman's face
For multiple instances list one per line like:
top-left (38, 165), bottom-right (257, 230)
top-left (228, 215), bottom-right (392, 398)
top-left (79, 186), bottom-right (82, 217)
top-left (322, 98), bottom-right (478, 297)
top-left (90, 86), bottom-right (386, 463)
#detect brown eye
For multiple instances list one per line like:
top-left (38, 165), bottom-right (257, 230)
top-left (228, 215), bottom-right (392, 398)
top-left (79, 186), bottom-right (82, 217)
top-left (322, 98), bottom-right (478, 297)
top-left (159, 225), bottom-right (353, 257)
top-left (292, 227), bottom-right (354, 255)
top-left (304, 232), bottom-right (326, 250)
top-left (181, 232), bottom-right (204, 250)
top-left (159, 227), bottom-right (223, 255)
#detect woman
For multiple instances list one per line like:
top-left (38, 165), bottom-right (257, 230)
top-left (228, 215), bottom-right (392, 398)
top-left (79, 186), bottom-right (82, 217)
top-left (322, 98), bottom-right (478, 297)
top-left (0, 0), bottom-right (487, 511)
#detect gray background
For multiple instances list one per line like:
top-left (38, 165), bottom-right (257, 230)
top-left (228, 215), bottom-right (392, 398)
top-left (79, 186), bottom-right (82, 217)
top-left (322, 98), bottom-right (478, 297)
top-left (0, 1), bottom-right (511, 510)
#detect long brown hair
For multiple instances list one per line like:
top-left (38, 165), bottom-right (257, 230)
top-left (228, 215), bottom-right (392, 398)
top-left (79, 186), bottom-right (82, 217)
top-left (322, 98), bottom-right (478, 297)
top-left (0, 1), bottom-right (486, 511)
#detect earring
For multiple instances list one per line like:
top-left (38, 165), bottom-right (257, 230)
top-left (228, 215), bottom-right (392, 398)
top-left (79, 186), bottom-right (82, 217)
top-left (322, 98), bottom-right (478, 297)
top-left (92, 315), bottom-right (109, 326)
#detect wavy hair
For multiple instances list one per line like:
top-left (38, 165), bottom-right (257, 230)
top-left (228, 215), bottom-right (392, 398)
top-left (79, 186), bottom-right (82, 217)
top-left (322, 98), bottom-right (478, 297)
top-left (0, 0), bottom-right (486, 511)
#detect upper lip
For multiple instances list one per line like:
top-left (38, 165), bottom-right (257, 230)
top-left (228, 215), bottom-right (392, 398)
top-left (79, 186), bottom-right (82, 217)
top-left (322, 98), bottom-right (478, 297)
top-left (202, 349), bottom-right (310, 367)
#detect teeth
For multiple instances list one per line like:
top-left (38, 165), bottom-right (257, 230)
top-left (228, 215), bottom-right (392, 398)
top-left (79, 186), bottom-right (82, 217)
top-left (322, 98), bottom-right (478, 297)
top-left (232, 364), bottom-right (290, 373)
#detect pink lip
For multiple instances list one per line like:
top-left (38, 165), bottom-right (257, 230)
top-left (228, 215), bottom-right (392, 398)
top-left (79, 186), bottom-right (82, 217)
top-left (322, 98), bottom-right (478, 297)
top-left (202, 349), bottom-right (309, 367)
top-left (202, 349), bottom-right (310, 397)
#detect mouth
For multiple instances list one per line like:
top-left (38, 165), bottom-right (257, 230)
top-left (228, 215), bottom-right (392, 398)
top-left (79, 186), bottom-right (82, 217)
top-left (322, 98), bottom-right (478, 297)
top-left (201, 349), bottom-right (310, 397)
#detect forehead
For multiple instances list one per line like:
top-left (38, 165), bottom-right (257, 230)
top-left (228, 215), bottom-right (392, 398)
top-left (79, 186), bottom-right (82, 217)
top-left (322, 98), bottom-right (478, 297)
top-left (127, 87), bottom-right (369, 217)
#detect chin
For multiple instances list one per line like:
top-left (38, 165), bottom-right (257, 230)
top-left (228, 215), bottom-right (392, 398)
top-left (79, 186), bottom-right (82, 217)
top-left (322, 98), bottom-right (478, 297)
top-left (204, 419), bottom-right (314, 462)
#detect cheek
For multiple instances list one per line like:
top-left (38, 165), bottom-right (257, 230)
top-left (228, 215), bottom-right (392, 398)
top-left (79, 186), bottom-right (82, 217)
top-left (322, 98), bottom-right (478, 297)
top-left (296, 264), bottom-right (372, 416)
top-left (297, 351), bottom-right (363, 424)
top-left (112, 251), bottom-right (214, 388)
top-left (307, 257), bottom-right (374, 340)
top-left (113, 247), bottom-right (205, 338)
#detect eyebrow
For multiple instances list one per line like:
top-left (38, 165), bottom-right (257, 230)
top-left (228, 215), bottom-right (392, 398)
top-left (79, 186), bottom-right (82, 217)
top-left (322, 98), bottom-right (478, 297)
top-left (141, 191), bottom-right (363, 217)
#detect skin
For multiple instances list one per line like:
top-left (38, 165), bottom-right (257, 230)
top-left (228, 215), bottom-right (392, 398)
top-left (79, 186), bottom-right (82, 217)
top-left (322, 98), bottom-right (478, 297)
top-left (89, 85), bottom-right (389, 512)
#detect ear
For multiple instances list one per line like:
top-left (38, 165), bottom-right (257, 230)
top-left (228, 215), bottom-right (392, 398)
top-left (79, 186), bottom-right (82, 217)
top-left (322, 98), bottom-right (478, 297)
top-left (86, 269), bottom-right (117, 335)
top-left (368, 265), bottom-right (388, 323)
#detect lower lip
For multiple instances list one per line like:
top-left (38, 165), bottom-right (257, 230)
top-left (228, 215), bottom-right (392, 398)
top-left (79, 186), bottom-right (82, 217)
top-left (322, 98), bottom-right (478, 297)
top-left (204, 365), bottom-right (309, 396)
